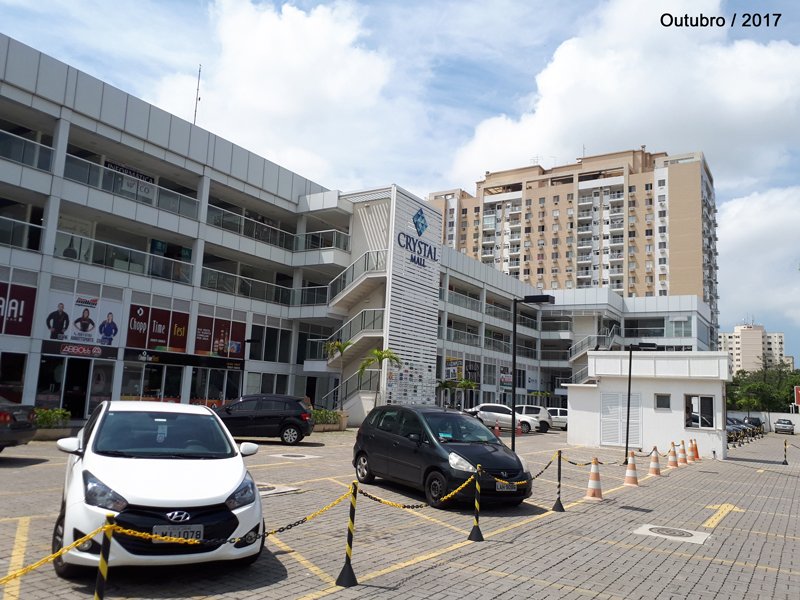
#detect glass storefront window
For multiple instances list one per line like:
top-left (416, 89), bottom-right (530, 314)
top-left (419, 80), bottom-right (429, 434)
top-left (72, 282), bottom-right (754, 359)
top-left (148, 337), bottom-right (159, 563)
top-left (121, 362), bottom-right (145, 399)
top-left (164, 366), bottom-right (182, 401)
top-left (35, 356), bottom-right (65, 409)
top-left (0, 352), bottom-right (26, 404)
top-left (88, 360), bottom-right (114, 413)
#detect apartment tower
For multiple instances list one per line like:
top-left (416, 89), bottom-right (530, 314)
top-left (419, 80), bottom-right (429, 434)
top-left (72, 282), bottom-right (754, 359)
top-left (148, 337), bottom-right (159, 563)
top-left (718, 324), bottom-right (792, 373)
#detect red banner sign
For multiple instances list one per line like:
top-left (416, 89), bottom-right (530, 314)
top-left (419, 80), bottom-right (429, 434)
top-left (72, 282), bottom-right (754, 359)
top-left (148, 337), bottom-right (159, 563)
top-left (0, 283), bottom-right (36, 336)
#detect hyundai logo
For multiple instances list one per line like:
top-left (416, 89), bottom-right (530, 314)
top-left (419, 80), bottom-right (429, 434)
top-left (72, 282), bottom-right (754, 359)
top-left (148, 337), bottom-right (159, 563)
top-left (166, 511), bottom-right (191, 522)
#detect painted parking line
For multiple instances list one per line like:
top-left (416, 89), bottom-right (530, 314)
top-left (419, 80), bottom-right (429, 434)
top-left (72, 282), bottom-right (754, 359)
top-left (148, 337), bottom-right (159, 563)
top-left (269, 535), bottom-right (336, 586)
top-left (2, 517), bottom-right (29, 600)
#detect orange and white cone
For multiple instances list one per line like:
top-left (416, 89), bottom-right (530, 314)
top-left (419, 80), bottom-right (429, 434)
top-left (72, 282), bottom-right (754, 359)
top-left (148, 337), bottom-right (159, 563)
top-left (686, 439), bottom-right (696, 464)
top-left (624, 451), bottom-right (639, 486)
top-left (648, 447), bottom-right (662, 476)
top-left (516, 420), bottom-right (522, 435)
top-left (584, 458), bottom-right (603, 501)
top-left (692, 439), bottom-right (702, 462)
top-left (667, 442), bottom-right (678, 469)
top-left (493, 420), bottom-right (501, 438)
top-left (677, 440), bottom-right (688, 466)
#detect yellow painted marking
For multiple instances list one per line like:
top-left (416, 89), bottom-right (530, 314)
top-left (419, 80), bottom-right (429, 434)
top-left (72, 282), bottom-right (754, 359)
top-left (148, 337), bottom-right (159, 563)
top-left (756, 469), bottom-right (765, 473)
top-left (531, 477), bottom-right (587, 490)
top-left (0, 513), bottom-right (58, 524)
top-left (402, 506), bottom-right (469, 535)
top-left (0, 487), bottom-right (62, 497)
top-left (269, 535), bottom-right (335, 585)
top-left (3, 517), bottom-right (30, 600)
top-left (702, 503), bottom-right (744, 529)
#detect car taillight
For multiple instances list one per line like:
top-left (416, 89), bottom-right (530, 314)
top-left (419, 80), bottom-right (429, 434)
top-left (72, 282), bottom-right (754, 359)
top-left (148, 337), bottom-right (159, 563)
top-left (300, 412), bottom-right (310, 421)
top-left (28, 411), bottom-right (37, 423)
top-left (0, 411), bottom-right (12, 424)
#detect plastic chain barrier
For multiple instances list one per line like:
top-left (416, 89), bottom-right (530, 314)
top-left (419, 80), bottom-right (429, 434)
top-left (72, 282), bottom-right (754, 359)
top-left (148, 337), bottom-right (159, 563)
top-left (633, 448), bottom-right (669, 458)
top-left (358, 475), bottom-right (476, 508)
top-left (486, 450), bottom-right (558, 484)
top-left (562, 453), bottom-right (623, 467)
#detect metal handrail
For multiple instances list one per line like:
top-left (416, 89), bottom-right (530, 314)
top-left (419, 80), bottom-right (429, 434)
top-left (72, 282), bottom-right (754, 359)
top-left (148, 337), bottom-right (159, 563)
top-left (326, 309), bottom-right (385, 348)
top-left (329, 250), bottom-right (387, 301)
top-left (295, 229), bottom-right (350, 252)
top-left (200, 266), bottom-right (327, 306)
top-left (56, 231), bottom-right (192, 283)
top-left (319, 369), bottom-right (380, 410)
top-left (0, 129), bottom-right (52, 171)
top-left (0, 215), bottom-right (43, 251)
top-left (63, 154), bottom-right (199, 219)
top-left (447, 290), bottom-right (482, 312)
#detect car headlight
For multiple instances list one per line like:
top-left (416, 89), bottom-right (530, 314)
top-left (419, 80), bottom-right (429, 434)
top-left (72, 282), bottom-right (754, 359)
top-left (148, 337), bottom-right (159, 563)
top-left (517, 454), bottom-right (530, 473)
top-left (448, 452), bottom-right (476, 473)
top-left (225, 472), bottom-right (256, 510)
top-left (83, 471), bottom-right (128, 512)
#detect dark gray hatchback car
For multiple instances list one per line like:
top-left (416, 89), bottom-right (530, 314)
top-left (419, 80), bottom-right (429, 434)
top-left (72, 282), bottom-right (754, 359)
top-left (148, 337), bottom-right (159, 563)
top-left (353, 405), bottom-right (532, 508)
top-left (214, 394), bottom-right (314, 445)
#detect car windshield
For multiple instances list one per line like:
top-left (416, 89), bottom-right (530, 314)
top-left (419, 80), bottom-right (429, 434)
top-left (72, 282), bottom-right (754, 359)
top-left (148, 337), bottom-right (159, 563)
top-left (422, 412), bottom-right (499, 444)
top-left (93, 411), bottom-right (236, 458)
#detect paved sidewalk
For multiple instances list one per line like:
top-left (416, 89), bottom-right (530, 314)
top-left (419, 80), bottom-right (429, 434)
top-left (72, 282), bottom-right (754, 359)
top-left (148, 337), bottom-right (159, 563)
top-left (1, 430), bottom-right (799, 599)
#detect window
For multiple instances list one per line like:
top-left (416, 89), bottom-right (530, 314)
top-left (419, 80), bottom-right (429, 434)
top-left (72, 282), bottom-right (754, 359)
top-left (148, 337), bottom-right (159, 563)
top-left (658, 226), bottom-right (667, 234)
top-left (686, 395), bottom-right (714, 428)
top-left (567, 193), bottom-right (573, 200)
top-left (658, 179), bottom-right (666, 187)
top-left (461, 208), bottom-right (467, 215)
top-left (552, 209), bottom-right (559, 218)
top-left (539, 197), bottom-right (546, 205)
top-left (553, 195), bottom-right (560, 203)
top-left (655, 394), bottom-right (671, 410)
top-left (645, 183), bottom-right (652, 191)
top-left (628, 185), bottom-right (636, 193)
top-left (645, 228), bottom-right (653, 237)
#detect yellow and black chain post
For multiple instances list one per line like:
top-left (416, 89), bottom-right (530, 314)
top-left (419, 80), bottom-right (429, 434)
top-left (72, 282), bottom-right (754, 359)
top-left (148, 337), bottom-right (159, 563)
top-left (93, 515), bottom-right (115, 600)
top-left (468, 464), bottom-right (483, 542)
top-left (335, 481), bottom-right (359, 588)
top-left (782, 439), bottom-right (788, 466)
top-left (552, 450), bottom-right (565, 512)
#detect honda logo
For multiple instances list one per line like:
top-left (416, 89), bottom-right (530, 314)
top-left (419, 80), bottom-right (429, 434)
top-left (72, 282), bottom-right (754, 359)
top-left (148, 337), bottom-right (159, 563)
top-left (166, 511), bottom-right (191, 522)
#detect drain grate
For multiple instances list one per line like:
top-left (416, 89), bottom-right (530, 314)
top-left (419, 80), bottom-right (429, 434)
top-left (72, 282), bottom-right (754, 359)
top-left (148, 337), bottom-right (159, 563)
top-left (633, 524), bottom-right (710, 545)
top-left (270, 453), bottom-right (321, 460)
top-left (620, 506), bottom-right (653, 513)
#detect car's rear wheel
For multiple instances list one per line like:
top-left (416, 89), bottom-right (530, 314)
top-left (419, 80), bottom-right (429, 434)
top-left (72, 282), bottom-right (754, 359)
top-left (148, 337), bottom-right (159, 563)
top-left (538, 422), bottom-right (550, 434)
top-left (520, 422), bottom-right (531, 434)
top-left (280, 425), bottom-right (302, 445)
top-left (425, 471), bottom-right (448, 509)
top-left (355, 453), bottom-right (375, 483)
top-left (52, 513), bottom-right (91, 579)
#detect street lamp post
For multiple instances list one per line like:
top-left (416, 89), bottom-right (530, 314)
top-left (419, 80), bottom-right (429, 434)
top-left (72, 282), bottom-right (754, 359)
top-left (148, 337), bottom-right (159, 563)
top-left (511, 294), bottom-right (555, 452)
top-left (623, 342), bottom-right (657, 464)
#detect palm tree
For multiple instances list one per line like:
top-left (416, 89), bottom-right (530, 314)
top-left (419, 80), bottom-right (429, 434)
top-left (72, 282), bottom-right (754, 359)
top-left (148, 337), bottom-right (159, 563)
top-left (456, 378), bottom-right (478, 409)
top-left (358, 348), bottom-right (402, 407)
top-left (324, 339), bottom-right (353, 410)
top-left (436, 379), bottom-right (457, 407)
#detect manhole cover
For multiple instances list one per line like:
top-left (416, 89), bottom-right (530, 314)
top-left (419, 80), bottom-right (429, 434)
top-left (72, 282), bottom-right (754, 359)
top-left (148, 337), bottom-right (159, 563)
top-left (270, 453), bottom-right (320, 460)
top-left (257, 483), bottom-right (300, 497)
top-left (649, 527), bottom-right (693, 538)
top-left (620, 506), bottom-right (653, 513)
top-left (282, 454), bottom-right (305, 458)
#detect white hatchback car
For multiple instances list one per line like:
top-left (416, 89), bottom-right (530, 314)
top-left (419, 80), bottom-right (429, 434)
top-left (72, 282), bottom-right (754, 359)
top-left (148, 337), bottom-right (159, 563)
top-left (53, 401), bottom-right (264, 578)
top-left (466, 403), bottom-right (548, 433)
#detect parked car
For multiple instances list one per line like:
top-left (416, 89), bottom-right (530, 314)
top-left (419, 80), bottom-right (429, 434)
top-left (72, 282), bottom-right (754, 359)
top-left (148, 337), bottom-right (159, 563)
top-left (353, 405), bottom-right (532, 508)
top-left (515, 405), bottom-right (554, 433)
top-left (52, 401), bottom-right (264, 578)
top-left (774, 419), bottom-right (795, 435)
top-left (463, 403), bottom-right (546, 433)
top-left (214, 394), bottom-right (314, 445)
top-left (547, 407), bottom-right (568, 430)
top-left (730, 416), bottom-right (756, 431)
top-left (0, 396), bottom-right (37, 453)
top-left (743, 416), bottom-right (763, 428)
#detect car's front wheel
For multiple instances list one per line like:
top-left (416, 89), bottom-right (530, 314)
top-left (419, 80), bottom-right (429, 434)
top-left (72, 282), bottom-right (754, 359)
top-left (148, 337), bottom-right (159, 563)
top-left (280, 425), bottom-right (302, 445)
top-left (520, 422), bottom-right (531, 434)
top-left (538, 422), bottom-right (550, 434)
top-left (52, 513), bottom-right (91, 579)
top-left (355, 453), bottom-right (375, 483)
top-left (424, 471), bottom-right (449, 509)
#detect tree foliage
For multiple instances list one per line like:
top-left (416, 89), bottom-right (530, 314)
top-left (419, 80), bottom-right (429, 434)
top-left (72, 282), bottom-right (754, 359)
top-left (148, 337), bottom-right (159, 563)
top-left (726, 363), bottom-right (800, 412)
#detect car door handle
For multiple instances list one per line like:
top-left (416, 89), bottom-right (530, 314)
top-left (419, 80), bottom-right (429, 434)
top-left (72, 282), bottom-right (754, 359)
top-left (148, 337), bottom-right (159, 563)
top-left (393, 441), bottom-right (400, 447)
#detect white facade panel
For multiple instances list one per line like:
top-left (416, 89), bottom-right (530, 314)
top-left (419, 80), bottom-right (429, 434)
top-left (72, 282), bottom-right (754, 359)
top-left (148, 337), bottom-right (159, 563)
top-left (5, 39), bottom-right (38, 93)
top-left (36, 54), bottom-right (68, 103)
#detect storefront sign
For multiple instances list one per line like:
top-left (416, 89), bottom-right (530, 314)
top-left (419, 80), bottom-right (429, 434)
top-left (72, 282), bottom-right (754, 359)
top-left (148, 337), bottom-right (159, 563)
top-left (123, 348), bottom-right (243, 371)
top-left (168, 311), bottom-right (190, 353)
top-left (0, 283), bottom-right (36, 336)
top-left (127, 304), bottom-right (150, 348)
top-left (396, 208), bottom-right (439, 267)
top-left (195, 316), bottom-right (246, 358)
top-left (42, 340), bottom-right (118, 359)
top-left (194, 315), bottom-right (213, 354)
top-left (147, 307), bottom-right (171, 351)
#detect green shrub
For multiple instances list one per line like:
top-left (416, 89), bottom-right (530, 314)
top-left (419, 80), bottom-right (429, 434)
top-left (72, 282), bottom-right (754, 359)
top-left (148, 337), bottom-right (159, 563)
top-left (33, 408), bottom-right (71, 429)
top-left (312, 408), bottom-right (341, 425)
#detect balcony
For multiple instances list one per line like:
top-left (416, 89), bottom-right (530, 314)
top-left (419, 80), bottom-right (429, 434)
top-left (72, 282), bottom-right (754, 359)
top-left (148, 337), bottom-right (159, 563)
top-left (447, 290), bottom-right (482, 312)
top-left (609, 219), bottom-right (624, 230)
top-left (609, 236), bottom-right (625, 246)
top-left (56, 231), bottom-right (192, 283)
top-left (577, 253), bottom-right (592, 263)
top-left (577, 211), bottom-right (592, 220)
top-left (576, 270), bottom-right (591, 278)
top-left (201, 266), bottom-right (326, 306)
top-left (609, 252), bottom-right (624, 261)
top-left (482, 237), bottom-right (496, 245)
top-left (578, 196), bottom-right (593, 206)
top-left (0, 216), bottom-right (43, 252)
top-left (0, 129), bottom-right (52, 171)
top-left (64, 154), bottom-right (199, 219)
top-left (577, 225), bottom-right (593, 235)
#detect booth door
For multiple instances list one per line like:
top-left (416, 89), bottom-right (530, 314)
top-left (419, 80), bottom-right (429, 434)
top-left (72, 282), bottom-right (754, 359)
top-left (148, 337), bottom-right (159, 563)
top-left (600, 392), bottom-right (641, 447)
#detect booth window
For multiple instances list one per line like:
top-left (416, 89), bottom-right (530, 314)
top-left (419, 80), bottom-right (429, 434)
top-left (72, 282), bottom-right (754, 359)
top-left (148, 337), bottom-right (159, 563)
top-left (685, 395), bottom-right (714, 428)
top-left (655, 394), bottom-right (671, 410)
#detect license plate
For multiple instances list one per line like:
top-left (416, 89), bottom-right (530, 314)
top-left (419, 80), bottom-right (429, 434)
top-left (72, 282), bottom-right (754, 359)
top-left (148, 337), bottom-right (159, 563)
top-left (152, 524), bottom-right (204, 543)
top-left (496, 481), bottom-right (517, 492)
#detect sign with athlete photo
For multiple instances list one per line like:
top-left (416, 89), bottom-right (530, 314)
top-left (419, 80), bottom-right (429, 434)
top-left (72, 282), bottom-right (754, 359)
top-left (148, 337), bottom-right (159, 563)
top-left (41, 291), bottom-right (122, 347)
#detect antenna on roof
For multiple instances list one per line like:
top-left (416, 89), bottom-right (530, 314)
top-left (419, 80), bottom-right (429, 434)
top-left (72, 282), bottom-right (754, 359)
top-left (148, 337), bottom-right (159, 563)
top-left (193, 64), bottom-right (202, 125)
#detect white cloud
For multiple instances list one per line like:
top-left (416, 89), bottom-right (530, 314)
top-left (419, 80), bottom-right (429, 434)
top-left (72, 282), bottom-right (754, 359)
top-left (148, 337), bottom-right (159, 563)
top-left (447, 0), bottom-right (800, 196)
top-left (717, 188), bottom-right (800, 334)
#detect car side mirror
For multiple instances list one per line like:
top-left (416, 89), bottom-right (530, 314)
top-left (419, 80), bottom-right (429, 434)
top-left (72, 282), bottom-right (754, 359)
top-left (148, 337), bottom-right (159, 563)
top-left (407, 433), bottom-right (421, 444)
top-left (225, 406), bottom-right (232, 414)
top-left (56, 437), bottom-right (82, 455)
top-left (239, 442), bottom-right (259, 456)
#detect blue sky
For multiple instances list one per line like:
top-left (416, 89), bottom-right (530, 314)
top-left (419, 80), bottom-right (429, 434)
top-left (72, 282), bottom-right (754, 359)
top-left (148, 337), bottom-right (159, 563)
top-left (2, 0), bottom-right (799, 368)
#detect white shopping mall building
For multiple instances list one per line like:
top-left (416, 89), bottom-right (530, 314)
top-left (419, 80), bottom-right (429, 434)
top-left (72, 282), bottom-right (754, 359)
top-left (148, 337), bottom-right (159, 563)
top-left (0, 34), bottom-right (721, 439)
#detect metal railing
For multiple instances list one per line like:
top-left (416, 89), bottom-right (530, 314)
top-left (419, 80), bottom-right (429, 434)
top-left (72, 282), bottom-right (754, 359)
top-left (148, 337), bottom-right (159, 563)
top-left (447, 290), bottom-right (483, 312)
top-left (327, 309), bottom-right (384, 348)
top-left (570, 366), bottom-right (589, 384)
top-left (443, 327), bottom-right (482, 348)
top-left (329, 250), bottom-right (387, 300)
top-left (541, 320), bottom-right (571, 332)
top-left (206, 204), bottom-right (293, 249)
top-left (0, 129), bottom-right (52, 171)
top-left (319, 369), bottom-right (380, 410)
top-left (0, 215), bottom-right (43, 251)
top-left (540, 350), bottom-right (570, 362)
top-left (295, 229), bottom-right (350, 252)
top-left (64, 154), bottom-right (199, 219)
top-left (56, 231), bottom-right (192, 283)
top-left (200, 266), bottom-right (327, 306)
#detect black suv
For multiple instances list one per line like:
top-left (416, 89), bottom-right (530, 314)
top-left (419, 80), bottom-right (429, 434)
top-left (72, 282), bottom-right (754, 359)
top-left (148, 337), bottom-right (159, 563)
top-left (743, 416), bottom-right (763, 428)
top-left (214, 395), bottom-right (314, 445)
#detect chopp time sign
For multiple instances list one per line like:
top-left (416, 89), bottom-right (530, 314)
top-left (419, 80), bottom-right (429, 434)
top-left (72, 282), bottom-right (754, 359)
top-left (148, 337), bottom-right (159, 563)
top-left (397, 208), bottom-right (439, 267)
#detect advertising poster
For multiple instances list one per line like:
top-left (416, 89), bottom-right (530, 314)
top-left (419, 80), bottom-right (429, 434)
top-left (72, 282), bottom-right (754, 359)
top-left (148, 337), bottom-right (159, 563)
top-left (211, 319), bottom-right (231, 357)
top-left (229, 320), bottom-right (246, 359)
top-left (0, 283), bottom-right (36, 336)
top-left (146, 307), bottom-right (171, 351)
top-left (93, 298), bottom-right (123, 347)
top-left (445, 356), bottom-right (463, 381)
top-left (167, 311), bottom-right (190, 353)
top-left (194, 315), bottom-right (214, 355)
top-left (70, 294), bottom-right (100, 344)
top-left (42, 291), bottom-right (77, 341)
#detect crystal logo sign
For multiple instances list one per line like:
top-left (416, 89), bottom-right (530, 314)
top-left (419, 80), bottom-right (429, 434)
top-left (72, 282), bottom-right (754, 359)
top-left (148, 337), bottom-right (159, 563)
top-left (397, 208), bottom-right (438, 267)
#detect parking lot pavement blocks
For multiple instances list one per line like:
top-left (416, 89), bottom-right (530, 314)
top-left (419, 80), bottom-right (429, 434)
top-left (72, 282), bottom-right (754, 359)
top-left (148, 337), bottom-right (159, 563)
top-left (623, 452), bottom-right (640, 486)
top-left (583, 457), bottom-right (603, 501)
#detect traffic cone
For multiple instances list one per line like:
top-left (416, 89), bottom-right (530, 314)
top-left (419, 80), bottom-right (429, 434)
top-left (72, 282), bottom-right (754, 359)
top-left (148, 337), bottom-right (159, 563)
top-left (493, 420), bottom-right (501, 438)
top-left (667, 442), bottom-right (678, 469)
top-left (624, 451), bottom-right (639, 486)
top-left (693, 438), bottom-right (702, 461)
top-left (516, 420), bottom-right (522, 436)
top-left (677, 440), bottom-right (688, 466)
top-left (648, 447), bottom-right (661, 476)
top-left (686, 439), bottom-right (695, 464)
top-left (584, 458), bottom-right (603, 501)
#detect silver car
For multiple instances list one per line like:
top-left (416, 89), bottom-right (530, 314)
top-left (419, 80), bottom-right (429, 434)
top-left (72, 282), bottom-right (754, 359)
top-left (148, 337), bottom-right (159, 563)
top-left (774, 419), bottom-right (795, 435)
top-left (465, 403), bottom-right (542, 434)
top-left (547, 407), bottom-right (568, 431)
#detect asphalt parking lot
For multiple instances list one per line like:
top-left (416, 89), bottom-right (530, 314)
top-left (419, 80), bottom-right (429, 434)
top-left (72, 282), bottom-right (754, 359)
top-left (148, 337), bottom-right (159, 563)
top-left (2, 428), bottom-right (800, 599)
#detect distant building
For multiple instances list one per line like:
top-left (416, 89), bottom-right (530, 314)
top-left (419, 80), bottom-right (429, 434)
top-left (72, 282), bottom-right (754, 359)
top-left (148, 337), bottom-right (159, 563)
top-left (718, 324), bottom-right (793, 373)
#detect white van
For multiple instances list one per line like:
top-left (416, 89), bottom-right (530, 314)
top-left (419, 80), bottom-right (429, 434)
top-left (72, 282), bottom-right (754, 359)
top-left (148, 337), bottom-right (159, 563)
top-left (547, 407), bottom-right (568, 430)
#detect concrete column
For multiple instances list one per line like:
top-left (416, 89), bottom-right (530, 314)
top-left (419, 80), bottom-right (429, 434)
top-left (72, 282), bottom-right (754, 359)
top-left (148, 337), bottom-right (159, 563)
top-left (41, 117), bottom-right (72, 257)
top-left (181, 365), bottom-right (194, 404)
top-left (22, 350), bottom-right (41, 406)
